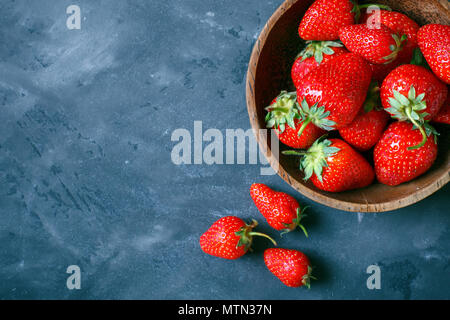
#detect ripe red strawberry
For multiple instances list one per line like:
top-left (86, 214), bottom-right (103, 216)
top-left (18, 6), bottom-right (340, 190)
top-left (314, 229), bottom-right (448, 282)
top-left (339, 110), bottom-right (390, 151)
top-left (296, 53), bottom-right (372, 130)
top-left (360, 10), bottom-right (419, 82)
top-left (200, 216), bottom-right (276, 260)
top-left (374, 121), bottom-right (438, 186)
top-left (265, 92), bottom-right (326, 149)
top-left (284, 138), bottom-right (375, 192)
top-left (250, 183), bottom-right (308, 236)
top-left (264, 248), bottom-right (315, 288)
top-left (298, 0), bottom-right (391, 40)
top-left (291, 41), bottom-right (348, 88)
top-left (340, 24), bottom-right (407, 65)
top-left (360, 10), bottom-right (419, 61)
top-left (417, 24), bottom-right (450, 84)
top-left (433, 94), bottom-right (450, 125)
top-left (339, 82), bottom-right (390, 151)
top-left (298, 0), bottom-right (355, 40)
top-left (381, 64), bottom-right (448, 148)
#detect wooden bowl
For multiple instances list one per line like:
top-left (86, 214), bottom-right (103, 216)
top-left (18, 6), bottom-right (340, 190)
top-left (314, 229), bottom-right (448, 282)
top-left (246, 0), bottom-right (450, 212)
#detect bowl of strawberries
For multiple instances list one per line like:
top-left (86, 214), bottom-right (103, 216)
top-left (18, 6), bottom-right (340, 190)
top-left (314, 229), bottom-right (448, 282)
top-left (246, 0), bottom-right (450, 212)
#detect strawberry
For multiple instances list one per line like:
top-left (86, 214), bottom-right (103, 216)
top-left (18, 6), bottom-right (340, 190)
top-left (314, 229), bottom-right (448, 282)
top-left (339, 109), bottom-right (389, 151)
top-left (433, 94), bottom-right (450, 125)
top-left (250, 183), bottom-right (308, 236)
top-left (360, 10), bottom-right (419, 61)
top-left (338, 81), bottom-right (390, 151)
top-left (296, 53), bottom-right (372, 131)
top-left (265, 91), bottom-right (326, 149)
top-left (381, 64), bottom-right (448, 149)
top-left (360, 10), bottom-right (419, 82)
top-left (284, 138), bottom-right (375, 192)
top-left (298, 0), bottom-right (355, 40)
top-left (417, 24), bottom-right (450, 84)
top-left (291, 41), bottom-right (348, 88)
top-left (200, 216), bottom-right (276, 260)
top-left (298, 0), bottom-right (391, 41)
top-left (264, 248), bottom-right (315, 288)
top-left (339, 23), bottom-right (407, 65)
top-left (374, 121), bottom-right (438, 186)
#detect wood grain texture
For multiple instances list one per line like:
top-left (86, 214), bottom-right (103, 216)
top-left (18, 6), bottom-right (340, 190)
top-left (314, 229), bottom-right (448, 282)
top-left (246, 0), bottom-right (450, 212)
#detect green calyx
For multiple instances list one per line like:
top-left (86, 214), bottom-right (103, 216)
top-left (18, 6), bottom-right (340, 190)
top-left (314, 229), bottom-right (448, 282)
top-left (298, 40), bottom-right (344, 65)
top-left (283, 137), bottom-right (340, 182)
top-left (363, 81), bottom-right (381, 113)
top-left (235, 219), bottom-right (277, 251)
top-left (351, 1), bottom-right (392, 23)
top-left (386, 85), bottom-right (435, 150)
top-left (281, 206), bottom-right (309, 237)
top-left (297, 98), bottom-right (336, 134)
top-left (383, 34), bottom-right (407, 64)
top-left (265, 91), bottom-right (301, 133)
top-left (387, 86), bottom-right (427, 121)
top-left (302, 266), bottom-right (317, 289)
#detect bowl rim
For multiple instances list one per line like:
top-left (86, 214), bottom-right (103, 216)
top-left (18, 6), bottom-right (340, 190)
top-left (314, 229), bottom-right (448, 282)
top-left (246, 0), bottom-right (450, 212)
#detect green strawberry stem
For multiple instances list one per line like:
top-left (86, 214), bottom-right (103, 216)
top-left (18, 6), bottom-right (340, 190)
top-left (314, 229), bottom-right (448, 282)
top-left (235, 219), bottom-right (277, 250)
top-left (281, 206), bottom-right (309, 237)
top-left (299, 224), bottom-right (308, 238)
top-left (302, 265), bottom-right (316, 289)
top-left (270, 107), bottom-right (291, 114)
top-left (297, 117), bottom-right (312, 138)
top-left (405, 106), bottom-right (427, 150)
top-left (247, 232), bottom-right (277, 246)
top-left (282, 150), bottom-right (308, 156)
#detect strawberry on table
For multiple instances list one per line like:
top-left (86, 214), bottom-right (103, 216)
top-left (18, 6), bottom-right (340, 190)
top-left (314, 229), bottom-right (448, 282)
top-left (381, 64), bottom-right (448, 149)
top-left (374, 121), bottom-right (438, 186)
top-left (284, 138), bottom-right (375, 192)
top-left (291, 41), bottom-right (348, 88)
top-left (250, 183), bottom-right (308, 236)
top-left (339, 24), bottom-right (407, 65)
top-left (200, 216), bottom-right (276, 260)
top-left (264, 248), bottom-right (315, 288)
top-left (417, 24), bottom-right (450, 84)
top-left (266, 91), bottom-right (326, 149)
top-left (296, 53), bottom-right (372, 131)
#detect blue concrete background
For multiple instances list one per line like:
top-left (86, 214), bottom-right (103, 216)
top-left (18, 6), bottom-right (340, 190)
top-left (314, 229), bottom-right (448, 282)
top-left (0, 0), bottom-right (449, 299)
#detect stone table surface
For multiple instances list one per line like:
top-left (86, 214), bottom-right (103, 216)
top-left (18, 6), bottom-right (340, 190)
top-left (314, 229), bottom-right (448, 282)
top-left (0, 0), bottom-right (449, 300)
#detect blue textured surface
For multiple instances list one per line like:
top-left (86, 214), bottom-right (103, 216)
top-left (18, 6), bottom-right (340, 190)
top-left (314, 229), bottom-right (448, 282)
top-left (0, 0), bottom-right (449, 299)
